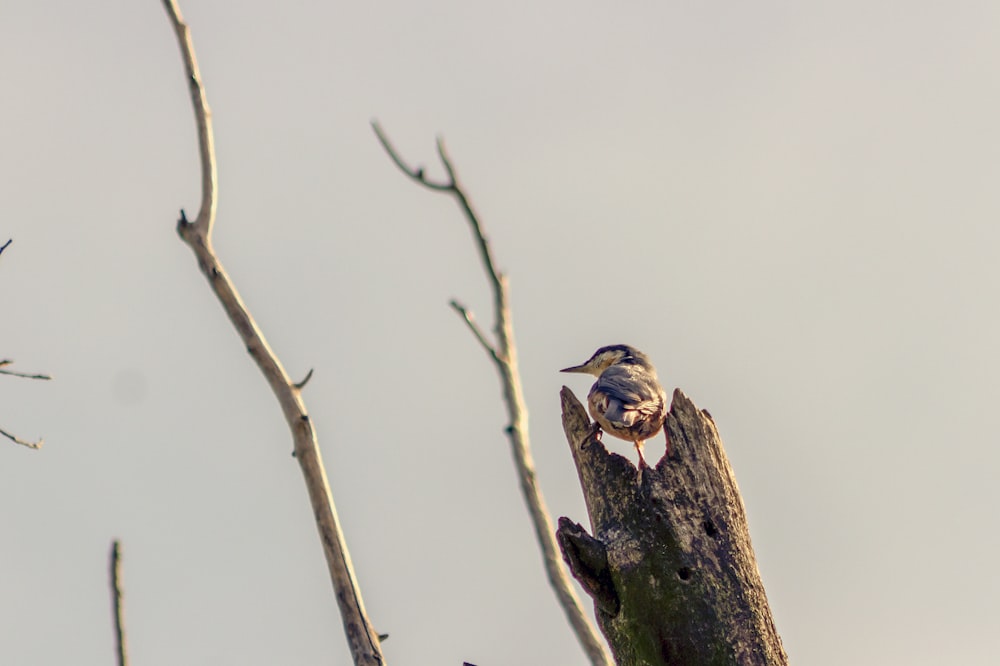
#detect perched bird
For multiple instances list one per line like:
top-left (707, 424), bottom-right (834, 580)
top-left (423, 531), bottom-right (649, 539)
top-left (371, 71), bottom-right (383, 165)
top-left (561, 344), bottom-right (669, 466)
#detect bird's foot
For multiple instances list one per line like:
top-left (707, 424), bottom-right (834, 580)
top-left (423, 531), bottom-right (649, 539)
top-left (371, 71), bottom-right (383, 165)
top-left (635, 441), bottom-right (647, 469)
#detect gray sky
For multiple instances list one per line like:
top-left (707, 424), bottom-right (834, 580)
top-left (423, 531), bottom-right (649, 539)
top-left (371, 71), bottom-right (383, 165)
top-left (2, 1), bottom-right (998, 664)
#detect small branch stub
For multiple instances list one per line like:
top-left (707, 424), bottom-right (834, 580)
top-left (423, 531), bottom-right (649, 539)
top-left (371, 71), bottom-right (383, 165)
top-left (293, 368), bottom-right (315, 390)
top-left (556, 517), bottom-right (619, 616)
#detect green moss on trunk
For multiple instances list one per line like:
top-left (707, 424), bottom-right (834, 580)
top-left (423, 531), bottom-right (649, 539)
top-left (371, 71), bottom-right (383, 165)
top-left (557, 388), bottom-right (786, 666)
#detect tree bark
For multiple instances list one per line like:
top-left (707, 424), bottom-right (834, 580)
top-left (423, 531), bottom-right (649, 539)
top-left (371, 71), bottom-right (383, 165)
top-left (556, 387), bottom-right (787, 666)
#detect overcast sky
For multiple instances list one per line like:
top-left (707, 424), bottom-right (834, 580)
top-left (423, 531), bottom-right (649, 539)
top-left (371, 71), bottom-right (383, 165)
top-left (2, 1), bottom-right (999, 664)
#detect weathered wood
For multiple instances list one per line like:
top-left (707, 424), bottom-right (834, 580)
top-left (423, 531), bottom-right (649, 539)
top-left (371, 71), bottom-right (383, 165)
top-left (557, 387), bottom-right (787, 666)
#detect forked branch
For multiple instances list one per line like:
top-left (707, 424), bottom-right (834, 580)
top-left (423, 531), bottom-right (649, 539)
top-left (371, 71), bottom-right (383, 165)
top-left (161, 2), bottom-right (384, 664)
top-left (0, 360), bottom-right (51, 448)
top-left (0, 240), bottom-right (52, 449)
top-left (372, 121), bottom-right (612, 666)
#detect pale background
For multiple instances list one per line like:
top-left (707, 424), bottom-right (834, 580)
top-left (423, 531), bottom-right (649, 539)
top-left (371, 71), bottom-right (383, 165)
top-left (2, 1), bottom-right (998, 664)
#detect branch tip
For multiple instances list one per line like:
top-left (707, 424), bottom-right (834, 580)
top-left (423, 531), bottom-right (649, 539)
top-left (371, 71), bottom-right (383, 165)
top-left (0, 365), bottom-right (53, 380)
top-left (435, 136), bottom-right (457, 182)
top-left (0, 427), bottom-right (43, 449)
top-left (449, 300), bottom-right (499, 362)
top-left (371, 121), bottom-right (454, 191)
top-left (163, 0), bottom-right (217, 239)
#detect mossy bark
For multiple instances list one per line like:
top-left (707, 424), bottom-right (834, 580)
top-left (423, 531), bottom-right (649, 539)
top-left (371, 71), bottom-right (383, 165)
top-left (556, 387), bottom-right (787, 666)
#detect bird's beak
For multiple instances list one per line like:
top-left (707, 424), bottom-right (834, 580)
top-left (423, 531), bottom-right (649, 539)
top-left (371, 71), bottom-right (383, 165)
top-left (560, 363), bottom-right (588, 373)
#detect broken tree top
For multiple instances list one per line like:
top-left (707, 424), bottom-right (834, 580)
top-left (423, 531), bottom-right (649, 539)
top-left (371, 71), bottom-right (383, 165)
top-left (557, 387), bottom-right (787, 666)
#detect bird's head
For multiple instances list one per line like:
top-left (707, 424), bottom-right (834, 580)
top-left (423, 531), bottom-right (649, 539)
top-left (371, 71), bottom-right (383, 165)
top-left (560, 344), bottom-right (649, 376)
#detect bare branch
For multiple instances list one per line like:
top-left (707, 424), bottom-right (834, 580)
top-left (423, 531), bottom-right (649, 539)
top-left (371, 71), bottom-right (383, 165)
top-left (434, 137), bottom-right (458, 183)
top-left (161, 0), bottom-right (216, 236)
top-left (0, 427), bottom-right (42, 449)
top-left (0, 360), bottom-right (52, 381)
top-left (370, 120), bottom-right (453, 191)
top-left (448, 300), bottom-right (499, 362)
top-left (373, 123), bottom-right (612, 666)
top-left (0, 241), bottom-right (51, 447)
top-left (109, 540), bottom-right (129, 666)
top-left (161, 3), bottom-right (384, 665)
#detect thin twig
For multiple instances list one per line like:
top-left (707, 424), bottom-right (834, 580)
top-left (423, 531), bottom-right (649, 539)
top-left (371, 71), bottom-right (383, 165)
top-left (0, 427), bottom-right (42, 449)
top-left (161, 3), bottom-right (384, 664)
top-left (293, 368), bottom-right (315, 390)
top-left (448, 300), bottom-right (499, 363)
top-left (0, 245), bottom-right (51, 447)
top-left (371, 123), bottom-right (452, 191)
top-left (160, 2), bottom-right (215, 236)
top-left (373, 122), bottom-right (613, 666)
top-left (0, 362), bottom-right (52, 381)
top-left (109, 541), bottom-right (128, 666)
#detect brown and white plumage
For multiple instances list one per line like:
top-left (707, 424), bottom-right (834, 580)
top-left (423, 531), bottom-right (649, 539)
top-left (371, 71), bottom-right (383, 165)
top-left (561, 344), bottom-right (669, 466)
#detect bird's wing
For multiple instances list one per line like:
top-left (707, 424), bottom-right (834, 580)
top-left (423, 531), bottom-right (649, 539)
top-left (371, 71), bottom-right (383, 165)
top-left (595, 367), bottom-right (663, 416)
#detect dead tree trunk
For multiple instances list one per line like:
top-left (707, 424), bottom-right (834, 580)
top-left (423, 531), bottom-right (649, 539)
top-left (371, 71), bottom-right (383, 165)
top-left (556, 387), bottom-right (787, 666)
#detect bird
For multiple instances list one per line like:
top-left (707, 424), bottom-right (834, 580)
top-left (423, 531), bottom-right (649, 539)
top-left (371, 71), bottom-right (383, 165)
top-left (561, 344), bottom-right (669, 467)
